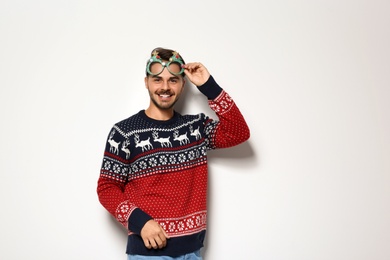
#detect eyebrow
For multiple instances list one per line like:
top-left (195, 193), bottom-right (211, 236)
top-left (151, 75), bottom-right (180, 80)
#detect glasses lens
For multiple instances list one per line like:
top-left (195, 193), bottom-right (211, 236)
top-left (148, 62), bottom-right (164, 75)
top-left (167, 62), bottom-right (184, 75)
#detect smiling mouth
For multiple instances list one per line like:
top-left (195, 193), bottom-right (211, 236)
top-left (159, 94), bottom-right (172, 98)
top-left (157, 91), bottom-right (174, 99)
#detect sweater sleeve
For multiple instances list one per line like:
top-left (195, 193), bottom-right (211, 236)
top-left (198, 76), bottom-right (250, 149)
top-left (97, 127), bottom-right (152, 233)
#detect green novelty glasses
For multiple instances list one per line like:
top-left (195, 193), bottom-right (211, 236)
top-left (146, 51), bottom-right (185, 76)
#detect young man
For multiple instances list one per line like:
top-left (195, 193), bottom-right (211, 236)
top-left (97, 47), bottom-right (250, 259)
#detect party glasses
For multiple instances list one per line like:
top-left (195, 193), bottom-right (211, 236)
top-left (146, 50), bottom-right (185, 76)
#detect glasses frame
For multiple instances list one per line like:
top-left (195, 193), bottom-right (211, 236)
top-left (146, 51), bottom-right (185, 76)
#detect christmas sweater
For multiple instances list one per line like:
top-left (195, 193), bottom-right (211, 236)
top-left (97, 76), bottom-right (250, 257)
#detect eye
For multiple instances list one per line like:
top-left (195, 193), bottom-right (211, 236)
top-left (170, 78), bottom-right (178, 83)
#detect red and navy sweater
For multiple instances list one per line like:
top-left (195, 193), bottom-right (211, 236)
top-left (97, 76), bottom-right (250, 256)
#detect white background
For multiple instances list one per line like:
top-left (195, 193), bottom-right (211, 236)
top-left (1, 1), bottom-right (389, 259)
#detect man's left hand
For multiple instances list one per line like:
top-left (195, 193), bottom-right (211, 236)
top-left (183, 62), bottom-right (210, 86)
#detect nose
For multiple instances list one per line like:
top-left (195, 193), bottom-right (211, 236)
top-left (160, 80), bottom-right (169, 90)
top-left (161, 78), bottom-right (171, 90)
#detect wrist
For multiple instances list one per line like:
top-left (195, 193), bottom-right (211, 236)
top-left (197, 75), bottom-right (223, 100)
top-left (128, 208), bottom-right (153, 234)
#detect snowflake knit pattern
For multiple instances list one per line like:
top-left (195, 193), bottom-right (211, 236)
top-left (97, 76), bottom-right (250, 257)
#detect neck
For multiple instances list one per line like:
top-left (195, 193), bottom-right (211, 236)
top-left (145, 107), bottom-right (174, 121)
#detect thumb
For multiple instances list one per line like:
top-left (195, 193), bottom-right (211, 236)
top-left (161, 226), bottom-right (170, 239)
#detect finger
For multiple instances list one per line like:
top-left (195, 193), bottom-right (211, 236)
top-left (143, 238), bottom-right (152, 249)
top-left (149, 239), bottom-right (158, 249)
top-left (183, 63), bottom-right (202, 71)
top-left (154, 236), bottom-right (165, 249)
top-left (157, 233), bottom-right (167, 248)
top-left (184, 67), bottom-right (201, 76)
top-left (161, 227), bottom-right (170, 239)
top-left (183, 69), bottom-right (192, 78)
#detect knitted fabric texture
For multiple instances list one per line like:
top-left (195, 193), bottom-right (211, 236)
top-left (97, 76), bottom-right (250, 256)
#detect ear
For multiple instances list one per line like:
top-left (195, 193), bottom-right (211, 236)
top-left (182, 78), bottom-right (186, 88)
top-left (144, 76), bottom-right (148, 89)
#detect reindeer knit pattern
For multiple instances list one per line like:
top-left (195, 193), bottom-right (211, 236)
top-left (97, 76), bottom-right (250, 257)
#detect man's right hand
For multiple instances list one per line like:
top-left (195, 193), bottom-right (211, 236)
top-left (140, 219), bottom-right (170, 249)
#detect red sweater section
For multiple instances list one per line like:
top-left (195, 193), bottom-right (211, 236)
top-left (97, 77), bottom-right (250, 256)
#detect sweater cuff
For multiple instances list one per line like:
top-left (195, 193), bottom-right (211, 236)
top-left (128, 208), bottom-right (153, 235)
top-left (196, 75), bottom-right (223, 100)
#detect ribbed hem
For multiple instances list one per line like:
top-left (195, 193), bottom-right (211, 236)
top-left (126, 230), bottom-right (206, 257)
top-left (128, 208), bottom-right (153, 235)
top-left (196, 76), bottom-right (223, 100)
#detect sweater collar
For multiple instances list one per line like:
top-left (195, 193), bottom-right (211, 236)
top-left (139, 110), bottom-right (179, 125)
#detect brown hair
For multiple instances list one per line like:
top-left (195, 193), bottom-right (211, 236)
top-left (146, 47), bottom-right (186, 76)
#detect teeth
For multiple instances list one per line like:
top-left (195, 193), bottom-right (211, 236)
top-left (160, 95), bottom-right (170, 98)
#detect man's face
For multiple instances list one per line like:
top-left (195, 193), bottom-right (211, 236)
top-left (145, 63), bottom-right (185, 110)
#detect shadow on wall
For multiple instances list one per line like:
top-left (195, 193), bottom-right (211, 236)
top-left (108, 213), bottom-right (128, 239)
top-left (209, 141), bottom-right (255, 160)
top-left (107, 78), bottom-right (257, 258)
top-left (177, 79), bottom-right (257, 166)
top-left (178, 79), bottom-right (257, 260)
top-left (106, 144), bottom-right (256, 260)
top-left (201, 142), bottom-right (256, 259)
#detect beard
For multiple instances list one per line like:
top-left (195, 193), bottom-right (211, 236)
top-left (148, 90), bottom-right (180, 110)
